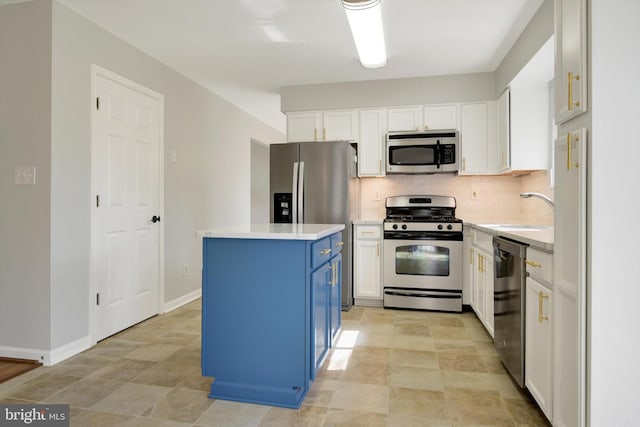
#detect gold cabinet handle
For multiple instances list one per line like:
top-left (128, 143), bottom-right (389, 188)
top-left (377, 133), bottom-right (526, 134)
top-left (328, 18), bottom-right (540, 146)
top-left (379, 159), bottom-right (382, 173)
top-left (462, 158), bottom-right (466, 172)
top-left (323, 128), bottom-right (327, 140)
top-left (525, 260), bottom-right (542, 268)
top-left (478, 253), bottom-right (483, 272)
top-left (502, 152), bottom-right (507, 168)
top-left (424, 125), bottom-right (429, 130)
top-left (539, 291), bottom-right (549, 323)
top-left (568, 72), bottom-right (581, 111)
top-left (376, 242), bottom-right (380, 257)
top-left (361, 231), bottom-right (375, 235)
top-left (469, 248), bottom-right (474, 264)
top-left (320, 248), bottom-right (332, 255)
top-left (335, 241), bottom-right (344, 247)
top-left (567, 133), bottom-right (572, 171)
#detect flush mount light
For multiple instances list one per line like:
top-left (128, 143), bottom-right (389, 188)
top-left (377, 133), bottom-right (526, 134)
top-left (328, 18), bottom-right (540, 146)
top-left (342, 0), bottom-right (387, 69)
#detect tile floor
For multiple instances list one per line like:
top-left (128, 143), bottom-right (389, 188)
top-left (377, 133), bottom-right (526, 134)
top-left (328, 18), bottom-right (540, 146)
top-left (0, 300), bottom-right (550, 426)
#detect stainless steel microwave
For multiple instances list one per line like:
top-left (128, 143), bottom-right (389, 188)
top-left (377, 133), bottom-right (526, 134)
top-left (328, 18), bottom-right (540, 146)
top-left (386, 130), bottom-right (459, 174)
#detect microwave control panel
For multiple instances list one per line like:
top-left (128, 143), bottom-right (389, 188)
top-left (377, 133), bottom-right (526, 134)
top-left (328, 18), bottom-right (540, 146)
top-left (441, 144), bottom-right (456, 164)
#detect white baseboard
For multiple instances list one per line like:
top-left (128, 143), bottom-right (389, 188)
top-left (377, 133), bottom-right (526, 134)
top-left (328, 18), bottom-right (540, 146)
top-left (0, 335), bottom-right (91, 367)
top-left (49, 335), bottom-right (92, 366)
top-left (163, 288), bottom-right (202, 313)
top-left (354, 298), bottom-right (384, 307)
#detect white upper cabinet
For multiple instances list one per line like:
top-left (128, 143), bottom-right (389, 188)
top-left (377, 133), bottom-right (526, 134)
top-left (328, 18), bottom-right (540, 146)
top-left (388, 104), bottom-right (458, 132)
top-left (287, 112), bottom-right (322, 142)
top-left (286, 110), bottom-right (358, 142)
top-left (358, 109), bottom-right (386, 177)
top-left (498, 86), bottom-right (550, 173)
top-left (496, 89), bottom-right (510, 172)
top-left (387, 106), bottom-right (422, 132)
top-left (459, 102), bottom-right (497, 175)
top-left (555, 0), bottom-right (587, 124)
top-left (511, 86), bottom-right (550, 171)
top-left (423, 104), bottom-right (458, 130)
top-left (323, 110), bottom-right (358, 141)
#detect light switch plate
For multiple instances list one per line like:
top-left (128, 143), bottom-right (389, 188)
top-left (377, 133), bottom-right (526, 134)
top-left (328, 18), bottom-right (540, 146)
top-left (15, 166), bottom-right (36, 185)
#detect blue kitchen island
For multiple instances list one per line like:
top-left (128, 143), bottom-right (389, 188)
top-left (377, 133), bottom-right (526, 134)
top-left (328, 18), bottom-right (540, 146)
top-left (199, 223), bottom-right (344, 409)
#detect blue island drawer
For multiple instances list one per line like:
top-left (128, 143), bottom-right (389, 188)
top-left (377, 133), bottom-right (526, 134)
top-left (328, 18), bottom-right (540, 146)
top-left (331, 232), bottom-right (344, 254)
top-left (311, 237), bottom-right (332, 269)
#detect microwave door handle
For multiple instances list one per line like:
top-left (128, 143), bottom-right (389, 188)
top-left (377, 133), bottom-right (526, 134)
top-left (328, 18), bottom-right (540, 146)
top-left (297, 161), bottom-right (305, 223)
top-left (436, 141), bottom-right (441, 169)
top-left (292, 162), bottom-right (299, 224)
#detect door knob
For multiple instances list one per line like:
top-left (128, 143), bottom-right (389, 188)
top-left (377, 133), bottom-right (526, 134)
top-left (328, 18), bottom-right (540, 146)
top-left (151, 215), bottom-right (161, 223)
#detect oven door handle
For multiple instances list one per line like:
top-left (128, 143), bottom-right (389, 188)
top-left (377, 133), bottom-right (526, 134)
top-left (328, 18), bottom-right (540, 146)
top-left (384, 290), bottom-right (461, 299)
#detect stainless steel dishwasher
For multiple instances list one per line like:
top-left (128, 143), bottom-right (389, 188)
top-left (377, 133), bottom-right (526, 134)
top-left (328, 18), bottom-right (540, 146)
top-left (493, 236), bottom-right (528, 387)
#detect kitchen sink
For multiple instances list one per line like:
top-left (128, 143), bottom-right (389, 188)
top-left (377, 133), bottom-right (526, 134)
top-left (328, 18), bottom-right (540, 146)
top-left (479, 224), bottom-right (553, 232)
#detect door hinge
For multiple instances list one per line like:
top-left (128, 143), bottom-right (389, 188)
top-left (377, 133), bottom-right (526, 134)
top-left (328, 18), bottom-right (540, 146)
top-left (96, 97), bottom-right (100, 110)
top-left (96, 195), bottom-right (100, 207)
top-left (96, 293), bottom-right (100, 306)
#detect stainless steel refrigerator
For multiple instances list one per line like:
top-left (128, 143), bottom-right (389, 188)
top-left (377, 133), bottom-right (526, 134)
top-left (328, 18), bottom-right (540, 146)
top-left (270, 141), bottom-right (360, 311)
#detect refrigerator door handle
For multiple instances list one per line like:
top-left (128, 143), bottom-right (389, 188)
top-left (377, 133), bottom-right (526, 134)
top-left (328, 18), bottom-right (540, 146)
top-left (297, 161), bottom-right (305, 223)
top-left (292, 162), bottom-right (299, 224)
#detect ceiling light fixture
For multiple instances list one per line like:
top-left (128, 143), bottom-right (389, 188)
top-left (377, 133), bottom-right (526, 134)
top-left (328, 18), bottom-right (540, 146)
top-left (342, 0), bottom-right (387, 69)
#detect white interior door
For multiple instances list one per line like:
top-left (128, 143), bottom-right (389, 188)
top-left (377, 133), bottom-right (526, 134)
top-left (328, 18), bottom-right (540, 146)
top-left (92, 66), bottom-right (163, 341)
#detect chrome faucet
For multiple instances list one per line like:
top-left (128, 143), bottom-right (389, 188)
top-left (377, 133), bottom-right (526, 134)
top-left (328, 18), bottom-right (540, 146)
top-left (520, 192), bottom-right (555, 212)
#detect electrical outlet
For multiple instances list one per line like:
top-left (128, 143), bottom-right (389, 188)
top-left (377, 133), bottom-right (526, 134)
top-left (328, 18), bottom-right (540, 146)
top-left (15, 166), bottom-right (36, 185)
top-left (183, 264), bottom-right (189, 276)
top-left (374, 191), bottom-right (381, 201)
top-left (470, 189), bottom-right (479, 200)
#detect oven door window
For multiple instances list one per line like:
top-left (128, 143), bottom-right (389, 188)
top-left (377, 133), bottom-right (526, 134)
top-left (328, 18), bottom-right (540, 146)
top-left (388, 145), bottom-right (436, 166)
top-left (395, 245), bottom-right (450, 276)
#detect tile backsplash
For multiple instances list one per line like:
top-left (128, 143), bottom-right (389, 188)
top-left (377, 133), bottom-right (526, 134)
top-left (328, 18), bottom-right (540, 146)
top-left (360, 170), bottom-right (554, 225)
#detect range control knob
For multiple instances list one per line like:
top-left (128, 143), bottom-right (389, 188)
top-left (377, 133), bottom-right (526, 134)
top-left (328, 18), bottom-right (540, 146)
top-left (437, 224), bottom-right (443, 230)
top-left (447, 224), bottom-right (453, 230)
top-left (401, 224), bottom-right (408, 230)
top-left (392, 224), bottom-right (398, 230)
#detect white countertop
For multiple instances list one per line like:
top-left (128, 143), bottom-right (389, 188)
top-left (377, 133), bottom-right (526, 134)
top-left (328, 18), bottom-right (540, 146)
top-left (199, 223), bottom-right (345, 241)
top-left (472, 223), bottom-right (554, 252)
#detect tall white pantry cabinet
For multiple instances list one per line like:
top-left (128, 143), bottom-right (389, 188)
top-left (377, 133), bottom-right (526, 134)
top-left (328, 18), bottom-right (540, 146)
top-left (552, 0), bottom-right (588, 425)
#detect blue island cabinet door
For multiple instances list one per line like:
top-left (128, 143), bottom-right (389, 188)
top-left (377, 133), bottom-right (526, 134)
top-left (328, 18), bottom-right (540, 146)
top-left (330, 253), bottom-right (342, 344)
top-left (311, 262), bottom-right (330, 380)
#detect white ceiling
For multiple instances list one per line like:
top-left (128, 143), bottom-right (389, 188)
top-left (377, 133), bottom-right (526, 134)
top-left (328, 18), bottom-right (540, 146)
top-left (44, 0), bottom-right (543, 131)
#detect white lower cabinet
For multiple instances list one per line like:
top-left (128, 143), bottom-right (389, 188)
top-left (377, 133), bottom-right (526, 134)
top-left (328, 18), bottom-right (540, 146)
top-left (353, 224), bottom-right (382, 305)
top-left (470, 229), bottom-right (494, 338)
top-left (525, 277), bottom-right (553, 421)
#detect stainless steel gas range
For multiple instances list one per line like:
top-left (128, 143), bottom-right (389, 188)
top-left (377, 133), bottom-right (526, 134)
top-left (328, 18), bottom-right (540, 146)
top-left (383, 195), bottom-right (463, 312)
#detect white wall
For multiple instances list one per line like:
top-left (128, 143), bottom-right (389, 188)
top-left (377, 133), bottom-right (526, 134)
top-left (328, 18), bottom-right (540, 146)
top-left (50, 1), bottom-right (283, 348)
top-left (589, 0), bottom-right (640, 424)
top-left (0, 0), bottom-right (52, 358)
top-left (494, 0), bottom-right (554, 95)
top-left (250, 139), bottom-right (270, 223)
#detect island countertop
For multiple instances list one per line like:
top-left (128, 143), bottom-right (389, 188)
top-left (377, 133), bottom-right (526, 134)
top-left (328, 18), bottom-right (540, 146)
top-left (198, 223), bottom-right (345, 240)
